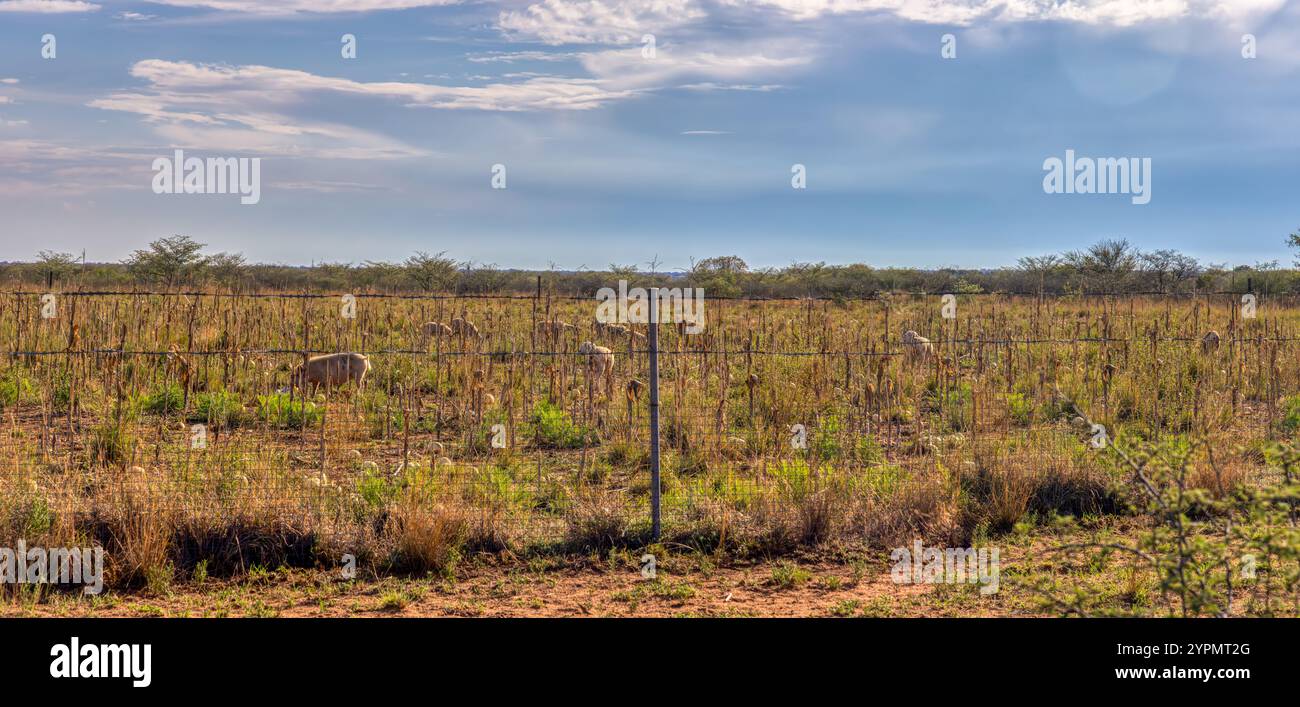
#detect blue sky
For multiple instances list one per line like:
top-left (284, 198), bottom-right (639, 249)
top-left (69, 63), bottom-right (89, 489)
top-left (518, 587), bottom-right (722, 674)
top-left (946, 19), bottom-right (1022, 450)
top-left (0, 0), bottom-right (1297, 270)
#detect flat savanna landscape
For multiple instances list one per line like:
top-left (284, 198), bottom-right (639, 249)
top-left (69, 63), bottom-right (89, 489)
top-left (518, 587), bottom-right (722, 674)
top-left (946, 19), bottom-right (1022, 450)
top-left (3, 289), bottom-right (1299, 617)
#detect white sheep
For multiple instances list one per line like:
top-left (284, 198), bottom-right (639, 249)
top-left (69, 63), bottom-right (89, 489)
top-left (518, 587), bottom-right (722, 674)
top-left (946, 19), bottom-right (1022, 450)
top-left (578, 341), bottom-right (614, 394)
top-left (901, 330), bottom-right (935, 361)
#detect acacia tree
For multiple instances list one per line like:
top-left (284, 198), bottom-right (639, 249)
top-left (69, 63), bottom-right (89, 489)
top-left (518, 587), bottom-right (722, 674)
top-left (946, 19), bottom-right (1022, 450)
top-left (1017, 254), bottom-right (1062, 296)
top-left (689, 255), bottom-right (749, 297)
top-left (205, 251), bottom-right (247, 287)
top-left (404, 251), bottom-right (459, 292)
top-left (124, 235), bottom-right (211, 287)
top-left (1064, 239), bottom-right (1139, 294)
top-left (36, 250), bottom-right (79, 284)
top-left (1139, 249), bottom-right (1200, 293)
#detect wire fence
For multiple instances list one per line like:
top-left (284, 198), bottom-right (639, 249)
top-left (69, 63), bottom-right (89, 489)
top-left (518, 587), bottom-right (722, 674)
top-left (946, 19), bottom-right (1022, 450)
top-left (0, 289), bottom-right (1295, 557)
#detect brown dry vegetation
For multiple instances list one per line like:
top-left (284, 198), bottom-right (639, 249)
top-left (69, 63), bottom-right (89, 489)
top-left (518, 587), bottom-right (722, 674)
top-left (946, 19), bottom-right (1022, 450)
top-left (1, 290), bottom-right (1298, 615)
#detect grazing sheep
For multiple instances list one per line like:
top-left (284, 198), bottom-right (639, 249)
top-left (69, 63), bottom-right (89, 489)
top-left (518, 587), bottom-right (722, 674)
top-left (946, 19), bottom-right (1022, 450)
top-left (289, 352), bottom-right (371, 394)
top-left (578, 341), bottom-right (614, 393)
top-left (594, 318), bottom-right (630, 338)
top-left (421, 321), bottom-right (454, 338)
top-left (901, 330), bottom-right (935, 360)
top-left (1201, 330), bottom-right (1221, 355)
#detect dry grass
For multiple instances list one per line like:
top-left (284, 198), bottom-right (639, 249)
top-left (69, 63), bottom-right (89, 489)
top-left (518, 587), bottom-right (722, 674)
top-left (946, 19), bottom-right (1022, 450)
top-left (0, 291), bottom-right (1291, 596)
top-left (386, 494), bottom-right (466, 576)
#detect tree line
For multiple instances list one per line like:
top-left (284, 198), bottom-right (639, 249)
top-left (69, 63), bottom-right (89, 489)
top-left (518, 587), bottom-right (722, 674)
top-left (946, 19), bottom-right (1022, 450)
top-left (6, 234), bottom-right (1300, 298)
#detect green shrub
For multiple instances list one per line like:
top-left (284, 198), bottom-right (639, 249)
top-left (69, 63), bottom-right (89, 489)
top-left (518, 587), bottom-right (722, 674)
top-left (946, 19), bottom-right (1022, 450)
top-left (1281, 395), bottom-right (1300, 431)
top-left (528, 401), bottom-right (595, 449)
top-left (140, 383), bottom-right (184, 415)
top-left (256, 392), bottom-right (322, 429)
top-left (90, 420), bottom-right (135, 466)
top-left (50, 373), bottom-right (72, 412)
top-left (855, 434), bottom-right (884, 465)
top-left (1007, 392), bottom-right (1034, 427)
top-left (811, 415), bottom-right (843, 462)
top-left (0, 371), bottom-right (32, 409)
top-left (358, 464), bottom-right (398, 509)
top-left (189, 391), bottom-right (247, 429)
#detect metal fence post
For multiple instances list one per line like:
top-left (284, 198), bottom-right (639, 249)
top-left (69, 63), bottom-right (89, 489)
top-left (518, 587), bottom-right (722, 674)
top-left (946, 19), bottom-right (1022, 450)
top-left (648, 287), bottom-right (661, 540)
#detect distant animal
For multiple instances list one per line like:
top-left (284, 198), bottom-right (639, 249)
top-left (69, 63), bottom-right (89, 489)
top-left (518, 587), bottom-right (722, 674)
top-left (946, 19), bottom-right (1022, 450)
top-left (289, 352), bottom-right (371, 394)
top-left (594, 318), bottom-right (628, 338)
top-left (1201, 330), bottom-right (1220, 355)
top-left (901, 330), bottom-right (935, 360)
top-left (450, 317), bottom-right (480, 339)
top-left (421, 321), bottom-right (453, 338)
top-left (578, 341), bottom-right (614, 394)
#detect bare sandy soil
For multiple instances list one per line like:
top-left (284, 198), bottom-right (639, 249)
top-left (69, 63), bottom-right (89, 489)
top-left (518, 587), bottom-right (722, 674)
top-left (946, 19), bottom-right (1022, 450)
top-left (3, 539), bottom-right (1070, 618)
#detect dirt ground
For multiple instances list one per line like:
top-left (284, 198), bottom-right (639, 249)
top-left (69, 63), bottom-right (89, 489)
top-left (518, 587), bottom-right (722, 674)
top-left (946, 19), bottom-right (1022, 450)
top-left (4, 533), bottom-right (1088, 618)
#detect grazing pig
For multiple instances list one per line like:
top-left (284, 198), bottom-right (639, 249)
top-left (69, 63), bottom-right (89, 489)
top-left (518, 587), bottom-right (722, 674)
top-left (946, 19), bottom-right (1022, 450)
top-left (901, 330), bottom-right (935, 360)
top-left (289, 352), bottom-right (371, 394)
top-left (1201, 330), bottom-right (1220, 355)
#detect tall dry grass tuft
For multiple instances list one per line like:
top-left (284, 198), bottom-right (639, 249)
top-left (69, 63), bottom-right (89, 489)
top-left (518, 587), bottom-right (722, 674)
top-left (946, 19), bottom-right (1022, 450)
top-left (564, 489), bottom-right (630, 551)
top-left (89, 474), bottom-right (176, 591)
top-left (959, 460), bottom-right (1038, 534)
top-left (1027, 460), bottom-right (1123, 517)
top-left (795, 489), bottom-right (839, 546)
top-left (170, 517), bottom-right (322, 578)
top-left (1189, 455), bottom-right (1250, 499)
top-left (849, 480), bottom-right (962, 548)
top-left (386, 492), bottom-right (466, 575)
top-left (461, 507), bottom-right (514, 554)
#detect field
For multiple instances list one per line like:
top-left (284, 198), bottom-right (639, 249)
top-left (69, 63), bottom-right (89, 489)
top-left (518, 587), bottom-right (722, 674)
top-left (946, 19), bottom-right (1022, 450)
top-left (3, 289), bottom-right (1299, 617)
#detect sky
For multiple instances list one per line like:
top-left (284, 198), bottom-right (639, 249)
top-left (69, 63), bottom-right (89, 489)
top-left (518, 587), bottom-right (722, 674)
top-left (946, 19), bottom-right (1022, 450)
top-left (0, 0), bottom-right (1297, 271)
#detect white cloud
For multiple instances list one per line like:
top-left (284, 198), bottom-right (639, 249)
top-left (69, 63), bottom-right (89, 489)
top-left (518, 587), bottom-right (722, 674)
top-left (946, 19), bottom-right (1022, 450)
top-left (718, 0), bottom-right (1287, 27)
top-left (499, 0), bottom-right (704, 44)
top-left (275, 180), bottom-right (389, 192)
top-left (679, 82), bottom-right (784, 91)
top-left (0, 0), bottom-right (99, 12)
top-left (140, 0), bottom-right (458, 13)
top-left (112, 59), bottom-right (639, 111)
top-left (580, 40), bottom-right (814, 89)
top-left (468, 50), bottom-right (583, 63)
top-left (86, 59), bottom-right (653, 159)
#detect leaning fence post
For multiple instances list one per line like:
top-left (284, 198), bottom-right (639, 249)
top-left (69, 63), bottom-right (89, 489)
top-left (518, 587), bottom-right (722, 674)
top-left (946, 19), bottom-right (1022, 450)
top-left (649, 287), bottom-right (661, 540)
